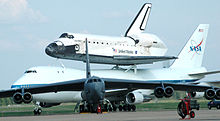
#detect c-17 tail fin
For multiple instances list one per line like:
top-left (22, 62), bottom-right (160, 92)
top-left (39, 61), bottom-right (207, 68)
top-left (125, 3), bottom-right (152, 39)
top-left (170, 24), bottom-right (209, 68)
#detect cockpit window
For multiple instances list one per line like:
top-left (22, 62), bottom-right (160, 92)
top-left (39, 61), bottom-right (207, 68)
top-left (88, 79), bottom-right (93, 83)
top-left (25, 70), bottom-right (37, 73)
top-left (59, 33), bottom-right (74, 39)
top-left (87, 79), bottom-right (101, 83)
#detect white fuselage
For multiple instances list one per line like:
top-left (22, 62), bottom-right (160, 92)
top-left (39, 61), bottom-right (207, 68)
top-left (45, 33), bottom-right (168, 65)
top-left (59, 33), bottom-right (167, 56)
top-left (11, 66), bottom-right (206, 103)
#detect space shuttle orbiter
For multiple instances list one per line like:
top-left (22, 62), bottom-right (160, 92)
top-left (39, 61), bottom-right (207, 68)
top-left (45, 3), bottom-right (176, 65)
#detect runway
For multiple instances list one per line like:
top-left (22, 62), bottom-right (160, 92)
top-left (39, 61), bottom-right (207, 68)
top-left (1, 110), bottom-right (220, 121)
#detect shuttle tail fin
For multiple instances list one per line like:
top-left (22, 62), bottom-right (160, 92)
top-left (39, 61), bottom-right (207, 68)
top-left (125, 3), bottom-right (152, 41)
top-left (170, 24), bottom-right (209, 68)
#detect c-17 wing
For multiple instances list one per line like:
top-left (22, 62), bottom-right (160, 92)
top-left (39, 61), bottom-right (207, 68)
top-left (0, 78), bottom-right (217, 99)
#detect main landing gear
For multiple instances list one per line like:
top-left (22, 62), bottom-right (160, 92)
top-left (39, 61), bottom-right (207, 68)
top-left (34, 107), bottom-right (42, 115)
top-left (177, 95), bottom-right (199, 119)
top-left (79, 101), bottom-right (136, 113)
top-left (118, 104), bottom-right (136, 112)
top-left (33, 102), bottom-right (42, 115)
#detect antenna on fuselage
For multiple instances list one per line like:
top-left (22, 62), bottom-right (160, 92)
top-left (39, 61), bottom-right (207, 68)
top-left (85, 38), bottom-right (91, 78)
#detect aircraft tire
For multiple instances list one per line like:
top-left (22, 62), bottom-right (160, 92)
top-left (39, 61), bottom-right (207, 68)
top-left (37, 109), bottom-right (42, 115)
top-left (79, 105), bottom-right (84, 113)
top-left (217, 105), bottom-right (220, 109)
top-left (131, 105), bottom-right (136, 111)
top-left (34, 109), bottom-right (38, 115)
top-left (208, 105), bottom-right (211, 110)
top-left (119, 105), bottom-right (123, 111)
top-left (127, 105), bottom-right (131, 111)
top-left (108, 106), bottom-right (113, 112)
top-left (113, 106), bottom-right (117, 111)
top-left (34, 108), bottom-right (42, 115)
top-left (103, 104), bottom-right (108, 112)
top-left (123, 105), bottom-right (128, 111)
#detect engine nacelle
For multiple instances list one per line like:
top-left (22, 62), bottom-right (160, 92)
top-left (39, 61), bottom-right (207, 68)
top-left (189, 92), bottom-right (204, 99)
top-left (126, 92), bottom-right (145, 104)
top-left (22, 92), bottom-right (33, 104)
top-left (204, 89), bottom-right (216, 100)
top-left (164, 86), bottom-right (174, 98)
top-left (13, 92), bottom-right (23, 104)
top-left (154, 87), bottom-right (164, 98)
top-left (39, 102), bottom-right (61, 108)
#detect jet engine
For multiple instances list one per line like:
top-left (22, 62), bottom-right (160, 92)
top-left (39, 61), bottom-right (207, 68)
top-left (164, 86), bottom-right (174, 98)
top-left (154, 87), bottom-right (164, 98)
top-left (39, 102), bottom-right (61, 108)
top-left (204, 89), bottom-right (216, 100)
top-left (188, 92), bottom-right (204, 99)
top-left (126, 92), bottom-right (143, 104)
top-left (13, 92), bottom-right (23, 104)
top-left (12, 92), bottom-right (33, 104)
top-left (154, 86), bottom-right (174, 98)
top-left (22, 92), bottom-right (33, 104)
top-left (126, 92), bottom-right (151, 104)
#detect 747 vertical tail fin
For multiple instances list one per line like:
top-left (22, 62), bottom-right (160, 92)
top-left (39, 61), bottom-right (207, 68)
top-left (170, 24), bottom-right (209, 68)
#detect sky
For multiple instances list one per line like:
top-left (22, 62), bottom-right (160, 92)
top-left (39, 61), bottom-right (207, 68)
top-left (0, 0), bottom-right (220, 89)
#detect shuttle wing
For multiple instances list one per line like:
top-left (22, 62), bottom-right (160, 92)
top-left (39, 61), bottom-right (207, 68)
top-left (0, 78), bottom-right (217, 98)
top-left (87, 54), bottom-right (177, 65)
top-left (113, 55), bottom-right (177, 64)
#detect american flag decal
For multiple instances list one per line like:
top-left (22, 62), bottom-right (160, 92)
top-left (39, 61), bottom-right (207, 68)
top-left (199, 29), bottom-right (203, 32)
top-left (113, 48), bottom-right (117, 53)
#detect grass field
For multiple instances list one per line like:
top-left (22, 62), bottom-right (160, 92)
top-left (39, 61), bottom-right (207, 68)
top-left (0, 99), bottom-right (210, 117)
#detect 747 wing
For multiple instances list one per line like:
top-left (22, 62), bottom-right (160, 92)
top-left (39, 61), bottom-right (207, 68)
top-left (0, 78), bottom-right (218, 99)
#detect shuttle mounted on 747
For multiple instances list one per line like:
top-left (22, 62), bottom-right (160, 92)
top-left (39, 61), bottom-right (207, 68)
top-left (1, 24), bottom-right (220, 116)
top-left (45, 3), bottom-right (176, 65)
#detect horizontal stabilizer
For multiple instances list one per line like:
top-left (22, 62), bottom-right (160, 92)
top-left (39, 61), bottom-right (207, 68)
top-left (189, 70), bottom-right (220, 76)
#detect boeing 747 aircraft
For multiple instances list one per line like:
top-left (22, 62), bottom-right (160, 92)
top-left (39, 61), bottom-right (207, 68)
top-left (45, 3), bottom-right (176, 65)
top-left (1, 24), bottom-right (220, 116)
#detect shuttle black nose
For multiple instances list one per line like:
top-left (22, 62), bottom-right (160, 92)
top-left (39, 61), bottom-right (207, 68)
top-left (45, 43), bottom-right (58, 56)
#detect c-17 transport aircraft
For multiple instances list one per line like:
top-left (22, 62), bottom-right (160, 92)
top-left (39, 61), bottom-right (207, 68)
top-left (45, 3), bottom-right (176, 66)
top-left (1, 24), bottom-right (220, 118)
